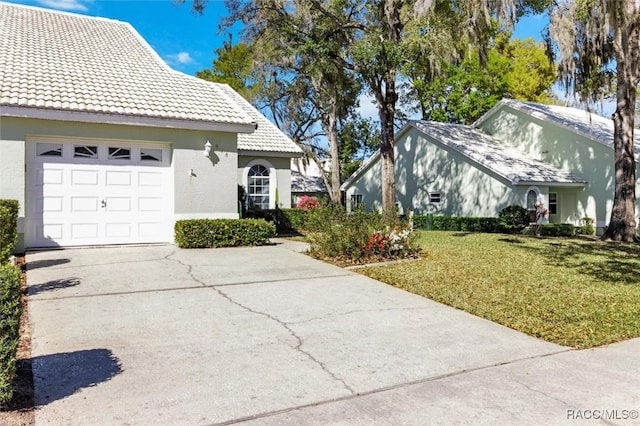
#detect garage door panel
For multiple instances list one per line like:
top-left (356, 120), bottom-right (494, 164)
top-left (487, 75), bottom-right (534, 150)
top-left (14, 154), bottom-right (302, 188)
top-left (26, 140), bottom-right (172, 248)
top-left (106, 171), bottom-right (132, 186)
top-left (71, 197), bottom-right (100, 212)
top-left (39, 224), bottom-right (64, 240)
top-left (105, 197), bottom-right (132, 212)
top-left (138, 171), bottom-right (163, 186)
top-left (71, 169), bottom-right (100, 185)
top-left (106, 223), bottom-right (132, 238)
top-left (71, 223), bottom-right (99, 240)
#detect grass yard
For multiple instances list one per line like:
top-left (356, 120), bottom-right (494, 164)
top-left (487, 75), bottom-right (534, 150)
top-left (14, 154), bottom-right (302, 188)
top-left (357, 231), bottom-right (640, 349)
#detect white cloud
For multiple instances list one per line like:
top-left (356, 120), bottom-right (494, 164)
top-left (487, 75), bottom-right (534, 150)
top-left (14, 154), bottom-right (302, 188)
top-left (37, 0), bottom-right (91, 11)
top-left (164, 52), bottom-right (195, 67)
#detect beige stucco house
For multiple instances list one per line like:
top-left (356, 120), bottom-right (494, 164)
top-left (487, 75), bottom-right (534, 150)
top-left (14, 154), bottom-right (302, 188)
top-left (0, 2), bottom-right (301, 250)
top-left (342, 99), bottom-right (640, 234)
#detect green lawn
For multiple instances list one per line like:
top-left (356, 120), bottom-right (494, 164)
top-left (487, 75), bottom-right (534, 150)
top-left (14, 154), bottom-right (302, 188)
top-left (357, 231), bottom-right (640, 349)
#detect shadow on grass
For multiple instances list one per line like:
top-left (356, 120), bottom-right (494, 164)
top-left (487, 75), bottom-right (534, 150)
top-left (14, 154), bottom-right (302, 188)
top-left (27, 278), bottom-right (80, 296)
top-left (33, 349), bottom-right (122, 406)
top-left (503, 237), bottom-right (640, 285)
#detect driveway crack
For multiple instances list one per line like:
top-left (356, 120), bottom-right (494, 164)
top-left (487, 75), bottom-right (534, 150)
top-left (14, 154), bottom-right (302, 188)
top-left (213, 285), bottom-right (356, 395)
top-left (164, 250), bottom-right (355, 395)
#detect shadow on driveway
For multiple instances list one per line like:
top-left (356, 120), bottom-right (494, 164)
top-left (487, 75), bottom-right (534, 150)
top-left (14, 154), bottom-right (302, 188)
top-left (26, 258), bottom-right (71, 270)
top-left (27, 278), bottom-right (80, 296)
top-left (33, 348), bottom-right (122, 406)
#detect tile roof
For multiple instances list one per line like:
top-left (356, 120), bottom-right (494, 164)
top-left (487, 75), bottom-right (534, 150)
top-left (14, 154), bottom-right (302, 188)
top-left (216, 84), bottom-right (303, 155)
top-left (342, 120), bottom-right (587, 190)
top-left (0, 2), bottom-right (254, 131)
top-left (291, 158), bottom-right (327, 192)
top-left (411, 121), bottom-right (586, 185)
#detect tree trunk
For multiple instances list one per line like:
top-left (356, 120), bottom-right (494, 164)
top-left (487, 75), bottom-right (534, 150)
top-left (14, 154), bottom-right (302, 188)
top-left (325, 105), bottom-right (342, 205)
top-left (601, 7), bottom-right (639, 242)
top-left (379, 83), bottom-right (397, 218)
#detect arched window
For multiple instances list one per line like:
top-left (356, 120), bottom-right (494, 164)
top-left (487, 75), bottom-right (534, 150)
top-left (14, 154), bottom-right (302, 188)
top-left (248, 164), bottom-right (270, 210)
top-left (526, 189), bottom-right (538, 211)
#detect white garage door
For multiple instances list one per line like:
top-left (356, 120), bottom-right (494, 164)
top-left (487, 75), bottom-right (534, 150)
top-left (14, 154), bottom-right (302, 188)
top-left (26, 139), bottom-right (173, 248)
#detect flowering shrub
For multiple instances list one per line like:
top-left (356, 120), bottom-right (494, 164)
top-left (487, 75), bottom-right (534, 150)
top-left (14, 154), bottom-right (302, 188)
top-left (364, 227), bottom-right (414, 259)
top-left (308, 208), bottom-right (419, 264)
top-left (296, 195), bottom-right (319, 211)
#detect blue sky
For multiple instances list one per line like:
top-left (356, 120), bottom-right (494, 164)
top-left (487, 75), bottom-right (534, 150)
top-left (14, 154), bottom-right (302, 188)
top-left (6, 0), bottom-right (549, 77)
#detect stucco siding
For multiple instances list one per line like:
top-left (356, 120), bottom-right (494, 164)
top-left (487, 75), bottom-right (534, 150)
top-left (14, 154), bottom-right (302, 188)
top-left (0, 137), bottom-right (26, 251)
top-left (397, 130), bottom-right (519, 216)
top-left (478, 107), bottom-right (619, 227)
top-left (345, 128), bottom-right (521, 216)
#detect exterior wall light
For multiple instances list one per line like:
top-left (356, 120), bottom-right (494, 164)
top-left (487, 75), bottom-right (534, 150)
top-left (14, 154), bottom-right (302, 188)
top-left (203, 140), bottom-right (212, 157)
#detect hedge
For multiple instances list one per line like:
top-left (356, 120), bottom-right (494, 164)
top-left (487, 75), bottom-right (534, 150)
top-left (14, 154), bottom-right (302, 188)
top-left (537, 223), bottom-right (577, 237)
top-left (174, 218), bottom-right (276, 248)
top-left (414, 215), bottom-right (502, 233)
top-left (0, 263), bottom-right (22, 405)
top-left (244, 208), bottom-right (303, 234)
top-left (0, 200), bottom-right (19, 263)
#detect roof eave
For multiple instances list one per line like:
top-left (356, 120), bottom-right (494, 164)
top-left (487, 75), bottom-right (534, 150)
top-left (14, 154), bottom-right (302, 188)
top-left (238, 149), bottom-right (303, 158)
top-left (512, 180), bottom-right (587, 187)
top-left (1, 106), bottom-right (257, 134)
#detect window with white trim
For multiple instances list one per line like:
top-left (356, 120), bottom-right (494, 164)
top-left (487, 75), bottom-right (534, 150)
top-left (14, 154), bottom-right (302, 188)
top-left (429, 192), bottom-right (441, 203)
top-left (548, 192), bottom-right (557, 215)
top-left (248, 164), bottom-right (270, 210)
top-left (141, 148), bottom-right (162, 162)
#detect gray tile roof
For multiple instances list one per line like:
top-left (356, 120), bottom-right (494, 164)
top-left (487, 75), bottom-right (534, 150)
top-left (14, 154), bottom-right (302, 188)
top-left (0, 2), bottom-right (255, 131)
top-left (216, 84), bottom-right (302, 155)
top-left (291, 158), bottom-right (327, 192)
top-left (411, 121), bottom-right (586, 186)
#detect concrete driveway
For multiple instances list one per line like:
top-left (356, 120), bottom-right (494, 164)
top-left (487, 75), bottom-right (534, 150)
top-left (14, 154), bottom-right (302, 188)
top-left (26, 240), bottom-right (640, 425)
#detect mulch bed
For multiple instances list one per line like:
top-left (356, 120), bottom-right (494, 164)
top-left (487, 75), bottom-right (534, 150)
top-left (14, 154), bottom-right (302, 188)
top-left (0, 256), bottom-right (35, 426)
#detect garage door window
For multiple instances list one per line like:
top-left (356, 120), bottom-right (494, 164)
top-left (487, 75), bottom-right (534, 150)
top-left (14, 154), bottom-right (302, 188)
top-left (36, 143), bottom-right (62, 157)
top-left (108, 147), bottom-right (131, 160)
top-left (74, 145), bottom-right (98, 159)
top-left (141, 148), bottom-right (162, 162)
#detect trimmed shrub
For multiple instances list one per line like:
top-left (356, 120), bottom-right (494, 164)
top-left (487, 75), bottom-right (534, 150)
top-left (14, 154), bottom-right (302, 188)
top-left (538, 223), bottom-right (577, 237)
top-left (498, 205), bottom-right (530, 234)
top-left (414, 215), bottom-right (502, 233)
top-left (281, 208), bottom-right (306, 231)
top-left (0, 200), bottom-right (19, 263)
top-left (174, 219), bottom-right (276, 248)
top-left (302, 203), bottom-right (347, 233)
top-left (578, 217), bottom-right (595, 236)
top-left (245, 209), bottom-right (295, 234)
top-left (0, 263), bottom-right (22, 405)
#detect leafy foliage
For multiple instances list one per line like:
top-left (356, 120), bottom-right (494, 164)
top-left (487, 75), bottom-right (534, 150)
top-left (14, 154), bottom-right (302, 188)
top-left (306, 207), bottom-right (419, 264)
top-left (414, 215), bottom-right (502, 233)
top-left (0, 263), bottom-right (22, 404)
top-left (498, 205), bottom-right (530, 233)
top-left (0, 200), bottom-right (19, 263)
top-left (174, 219), bottom-right (275, 248)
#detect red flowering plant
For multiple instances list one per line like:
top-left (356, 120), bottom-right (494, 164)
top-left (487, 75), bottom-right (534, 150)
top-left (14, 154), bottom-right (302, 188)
top-left (296, 195), bottom-right (319, 211)
top-left (363, 226), bottom-right (417, 260)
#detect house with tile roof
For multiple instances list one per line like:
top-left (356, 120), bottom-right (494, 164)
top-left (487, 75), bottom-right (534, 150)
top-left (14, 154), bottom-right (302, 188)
top-left (0, 2), bottom-right (302, 250)
top-left (341, 99), bottom-right (640, 234)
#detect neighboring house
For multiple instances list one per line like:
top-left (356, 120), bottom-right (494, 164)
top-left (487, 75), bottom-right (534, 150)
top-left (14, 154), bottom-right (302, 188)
top-left (0, 2), bottom-right (301, 250)
top-left (290, 158), bottom-right (329, 205)
top-left (342, 99), bottom-right (640, 234)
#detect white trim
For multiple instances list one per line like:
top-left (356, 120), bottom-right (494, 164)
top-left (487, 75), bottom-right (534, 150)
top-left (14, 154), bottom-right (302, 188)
top-left (2, 106), bottom-right (256, 134)
top-left (242, 159), bottom-right (277, 209)
top-left (174, 213), bottom-right (239, 220)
